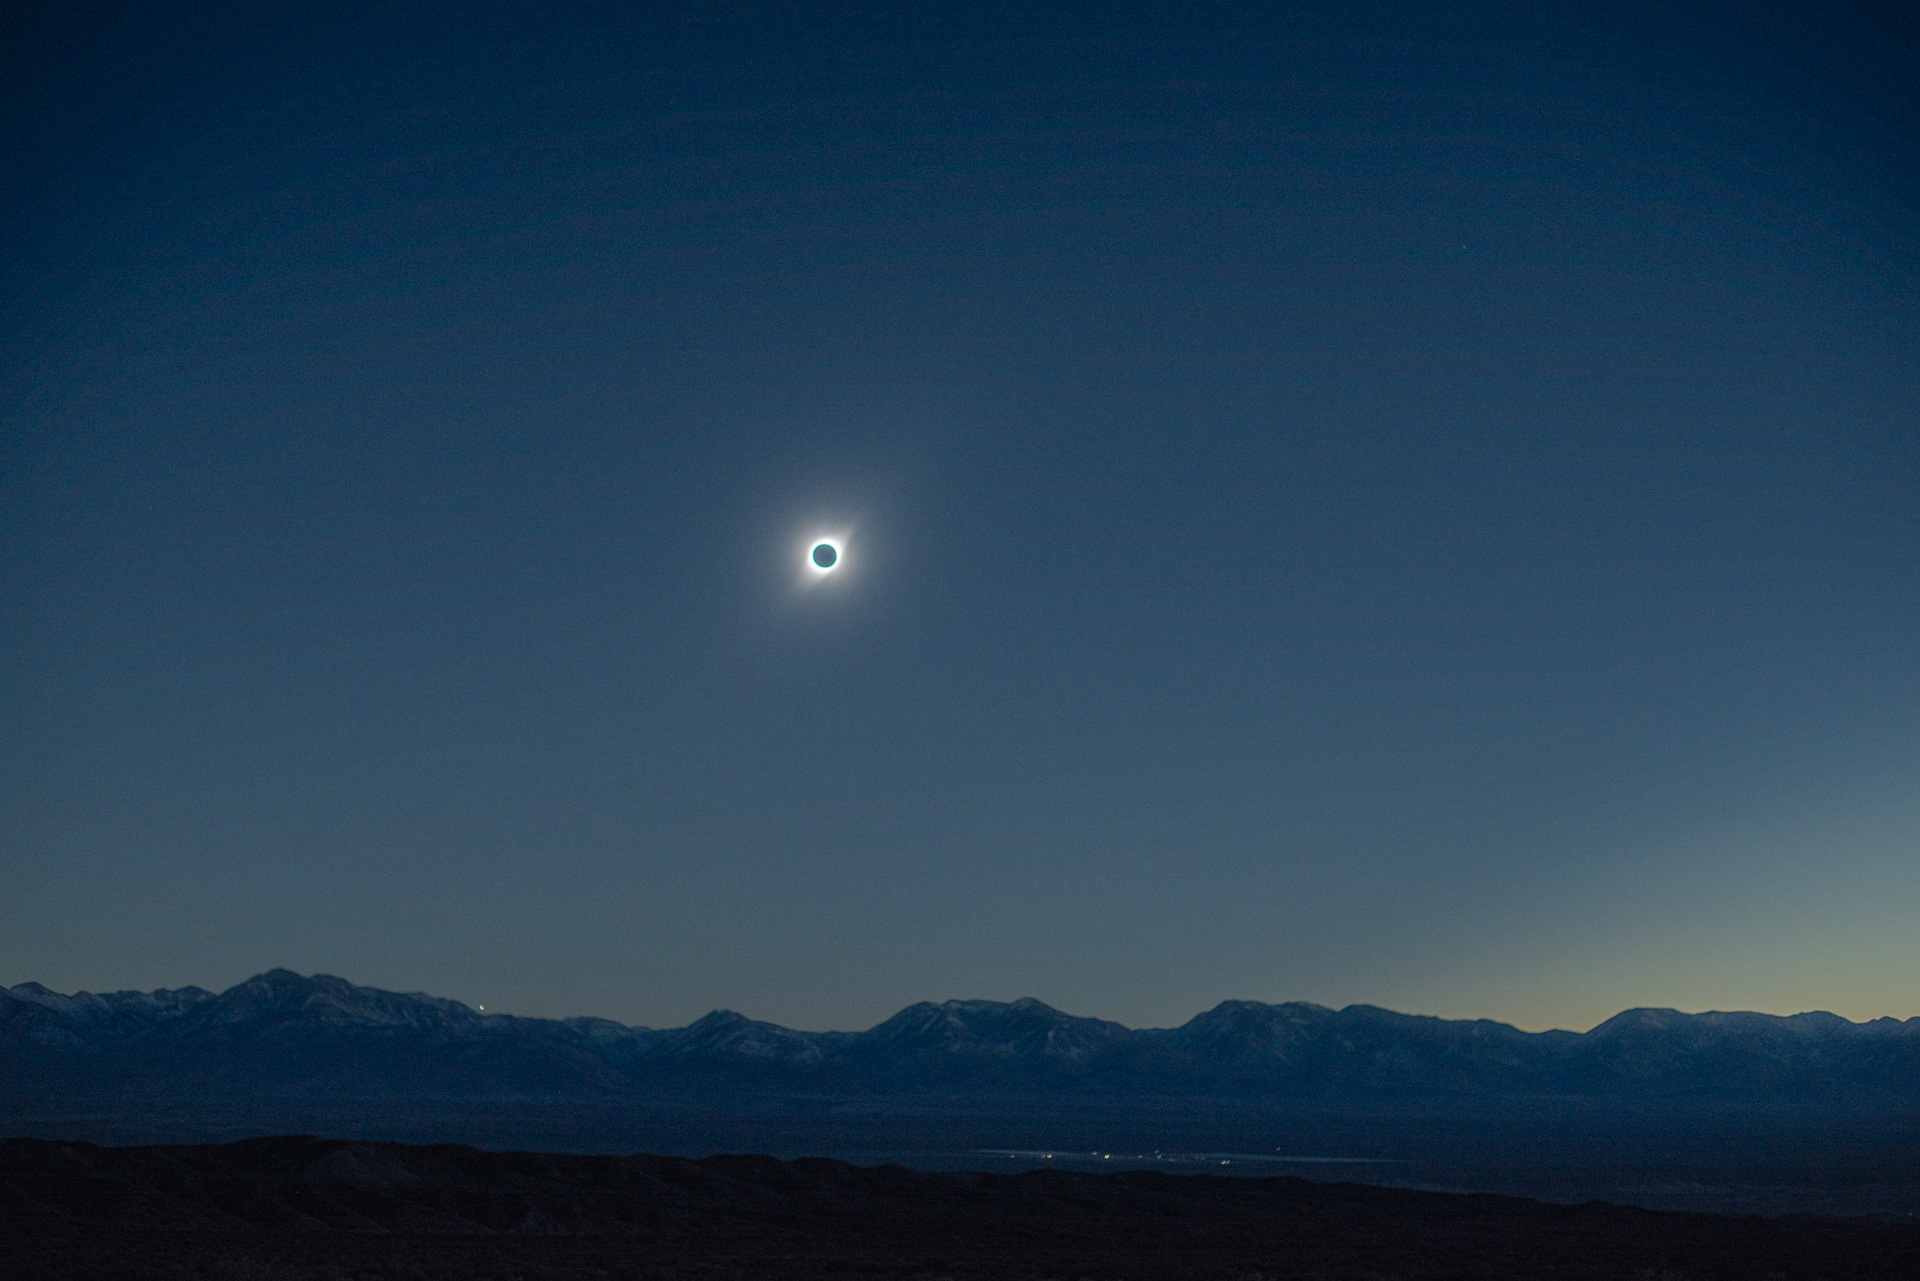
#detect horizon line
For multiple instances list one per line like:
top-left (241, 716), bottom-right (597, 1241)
top-left (9, 967), bottom-right (1913, 1039)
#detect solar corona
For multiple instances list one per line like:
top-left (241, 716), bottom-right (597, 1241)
top-left (807, 539), bottom-right (842, 574)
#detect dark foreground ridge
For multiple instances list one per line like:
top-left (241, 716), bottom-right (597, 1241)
top-left (5, 1136), bottom-right (1919, 1280)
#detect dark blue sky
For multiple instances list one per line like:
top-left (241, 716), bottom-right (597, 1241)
top-left (4, 2), bottom-right (1917, 1032)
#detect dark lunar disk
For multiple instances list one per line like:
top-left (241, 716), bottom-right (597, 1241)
top-left (812, 543), bottom-right (838, 568)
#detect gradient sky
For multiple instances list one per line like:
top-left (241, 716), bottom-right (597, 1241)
top-left (4, 2), bottom-right (1917, 1034)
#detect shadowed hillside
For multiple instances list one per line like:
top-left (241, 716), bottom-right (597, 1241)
top-left (6, 1136), bottom-right (1920, 1280)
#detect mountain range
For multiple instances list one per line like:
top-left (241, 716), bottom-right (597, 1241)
top-left (6, 970), bottom-right (1920, 1104)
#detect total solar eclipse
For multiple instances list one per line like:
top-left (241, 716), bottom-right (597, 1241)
top-left (805, 538), bottom-right (844, 576)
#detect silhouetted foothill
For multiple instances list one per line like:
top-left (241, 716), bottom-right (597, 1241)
top-left (4, 1137), bottom-right (1918, 1281)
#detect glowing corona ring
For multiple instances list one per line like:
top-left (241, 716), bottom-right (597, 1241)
top-left (806, 538), bottom-right (843, 575)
